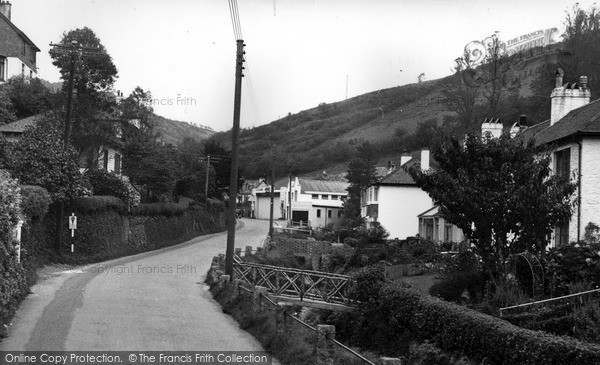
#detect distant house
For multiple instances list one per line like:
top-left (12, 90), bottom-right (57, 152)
top-left (362, 150), bottom-right (434, 239)
top-left (280, 177), bottom-right (349, 228)
top-left (514, 71), bottom-right (600, 246)
top-left (250, 179), bottom-right (284, 220)
top-left (0, 114), bottom-right (36, 141)
top-left (0, 1), bottom-right (40, 82)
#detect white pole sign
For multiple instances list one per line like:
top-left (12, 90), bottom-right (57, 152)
top-left (69, 213), bottom-right (77, 252)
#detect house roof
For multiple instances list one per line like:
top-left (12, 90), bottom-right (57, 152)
top-left (418, 206), bottom-right (441, 218)
top-left (0, 12), bottom-right (40, 52)
top-left (376, 159), bottom-right (421, 186)
top-left (518, 98), bottom-right (600, 145)
top-left (0, 115), bottom-right (38, 133)
top-left (299, 179), bottom-right (349, 194)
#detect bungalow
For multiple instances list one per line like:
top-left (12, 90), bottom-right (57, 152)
top-left (515, 70), bottom-right (600, 246)
top-left (0, 1), bottom-right (39, 81)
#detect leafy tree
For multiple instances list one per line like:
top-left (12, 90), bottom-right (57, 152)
top-left (343, 141), bottom-right (378, 228)
top-left (408, 133), bottom-right (576, 282)
top-left (119, 86), bottom-right (155, 137)
top-left (49, 27), bottom-right (117, 95)
top-left (562, 3), bottom-right (600, 96)
top-left (4, 76), bottom-right (53, 119)
top-left (49, 27), bottom-right (120, 155)
top-left (9, 120), bottom-right (88, 203)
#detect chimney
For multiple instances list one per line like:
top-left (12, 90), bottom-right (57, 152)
top-left (0, 1), bottom-right (11, 20)
top-left (555, 68), bottom-right (563, 88)
top-left (481, 118), bottom-right (503, 138)
top-left (387, 161), bottom-right (396, 174)
top-left (400, 151), bottom-right (411, 166)
top-left (420, 149), bottom-right (430, 171)
top-left (550, 71), bottom-right (591, 125)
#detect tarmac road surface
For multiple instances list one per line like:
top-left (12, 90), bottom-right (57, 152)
top-left (0, 218), bottom-right (279, 362)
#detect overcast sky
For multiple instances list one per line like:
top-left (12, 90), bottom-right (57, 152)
top-left (11, 0), bottom-right (597, 131)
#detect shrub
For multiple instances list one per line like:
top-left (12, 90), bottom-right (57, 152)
top-left (546, 242), bottom-right (600, 296)
top-left (19, 185), bottom-right (51, 221)
top-left (84, 169), bottom-right (140, 210)
top-left (70, 195), bottom-right (127, 213)
top-left (0, 169), bottom-right (27, 325)
top-left (131, 202), bottom-right (188, 216)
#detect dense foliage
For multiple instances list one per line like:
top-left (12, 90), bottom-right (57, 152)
top-left (9, 122), bottom-right (89, 203)
top-left (409, 133), bottom-right (577, 281)
top-left (84, 168), bottom-right (140, 210)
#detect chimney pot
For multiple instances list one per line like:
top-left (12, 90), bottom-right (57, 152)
top-left (519, 114), bottom-right (526, 126)
top-left (580, 76), bottom-right (588, 89)
top-left (555, 68), bottom-right (564, 88)
top-left (0, 1), bottom-right (11, 20)
top-left (420, 149), bottom-right (430, 172)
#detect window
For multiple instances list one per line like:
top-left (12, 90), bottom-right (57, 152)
top-left (114, 153), bottom-right (121, 174)
top-left (555, 148), bottom-right (571, 180)
top-left (338, 211), bottom-right (341, 218)
top-left (312, 194), bottom-right (319, 199)
top-left (556, 223), bottom-right (570, 246)
top-left (328, 210), bottom-right (332, 218)
top-left (374, 187), bottom-right (378, 202)
top-left (444, 224), bottom-right (453, 242)
top-left (0, 57), bottom-right (5, 81)
top-left (102, 149), bottom-right (109, 170)
top-left (316, 209), bottom-right (321, 218)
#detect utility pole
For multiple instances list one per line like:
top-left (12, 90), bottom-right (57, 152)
top-left (200, 155), bottom-right (221, 198)
top-left (268, 146), bottom-right (276, 238)
top-left (49, 41), bottom-right (105, 255)
top-left (225, 39), bottom-right (245, 277)
top-left (288, 172), bottom-right (293, 227)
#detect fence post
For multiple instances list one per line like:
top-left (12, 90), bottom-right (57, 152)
top-left (275, 307), bottom-right (286, 337)
top-left (245, 246), bottom-right (253, 256)
top-left (234, 247), bottom-right (241, 257)
top-left (233, 279), bottom-right (242, 298)
top-left (253, 286), bottom-right (268, 309)
top-left (315, 324), bottom-right (335, 365)
top-left (380, 357), bottom-right (402, 365)
top-left (256, 246), bottom-right (263, 255)
top-left (219, 275), bottom-right (230, 289)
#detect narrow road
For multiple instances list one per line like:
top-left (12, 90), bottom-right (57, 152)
top-left (0, 219), bottom-right (275, 355)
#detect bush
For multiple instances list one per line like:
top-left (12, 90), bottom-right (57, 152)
top-left (19, 185), bottom-right (51, 222)
top-left (131, 202), bottom-right (188, 216)
top-left (84, 169), bottom-right (140, 210)
top-left (546, 242), bottom-right (600, 296)
top-left (0, 170), bottom-right (27, 325)
top-left (70, 195), bottom-right (127, 213)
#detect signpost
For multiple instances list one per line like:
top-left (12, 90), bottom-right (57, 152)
top-left (69, 213), bottom-right (77, 252)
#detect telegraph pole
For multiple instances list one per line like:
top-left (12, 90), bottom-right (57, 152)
top-left (225, 39), bottom-right (245, 277)
top-left (205, 155), bottom-right (211, 198)
top-left (48, 41), bottom-right (106, 255)
top-left (268, 146), bottom-right (276, 238)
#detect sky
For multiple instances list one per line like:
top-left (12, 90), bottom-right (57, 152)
top-left (9, 0), bottom-right (599, 132)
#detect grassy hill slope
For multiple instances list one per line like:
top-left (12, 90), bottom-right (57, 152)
top-left (210, 45), bottom-right (565, 180)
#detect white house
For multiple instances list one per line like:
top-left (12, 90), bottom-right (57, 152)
top-left (362, 150), bottom-right (437, 239)
top-left (516, 71), bottom-right (600, 246)
top-left (275, 177), bottom-right (349, 228)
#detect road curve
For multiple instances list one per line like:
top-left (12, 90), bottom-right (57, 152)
top-left (0, 219), bottom-right (276, 356)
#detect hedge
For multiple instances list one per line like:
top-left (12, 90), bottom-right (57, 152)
top-left (373, 281), bottom-right (600, 364)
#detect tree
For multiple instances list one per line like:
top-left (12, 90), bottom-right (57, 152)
top-left (408, 133), bottom-right (576, 282)
top-left (343, 141), bottom-right (378, 228)
top-left (49, 27), bottom-right (120, 155)
top-left (120, 86), bottom-right (155, 136)
top-left (9, 120), bottom-right (88, 203)
top-left (562, 3), bottom-right (600, 96)
top-left (4, 76), bottom-right (54, 119)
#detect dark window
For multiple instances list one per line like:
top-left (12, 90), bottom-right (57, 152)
top-left (312, 194), bottom-right (319, 199)
top-left (555, 148), bottom-right (571, 179)
top-left (338, 211), bottom-right (341, 218)
top-left (316, 209), bottom-right (321, 218)
top-left (328, 210), bottom-right (332, 218)
top-left (114, 153), bottom-right (121, 174)
top-left (0, 57), bottom-right (5, 81)
top-left (556, 223), bottom-right (570, 246)
top-left (103, 149), bottom-right (109, 170)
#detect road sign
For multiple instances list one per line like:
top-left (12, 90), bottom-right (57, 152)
top-left (69, 213), bottom-right (77, 230)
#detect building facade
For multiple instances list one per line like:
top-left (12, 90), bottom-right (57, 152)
top-left (0, 2), bottom-right (39, 82)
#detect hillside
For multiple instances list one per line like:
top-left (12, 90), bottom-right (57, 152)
top-left (150, 113), bottom-right (215, 145)
top-left (185, 45), bottom-right (566, 179)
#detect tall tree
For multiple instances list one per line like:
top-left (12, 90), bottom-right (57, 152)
top-left (343, 141), bottom-right (378, 228)
top-left (409, 133), bottom-right (576, 282)
top-left (49, 27), bottom-right (120, 157)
